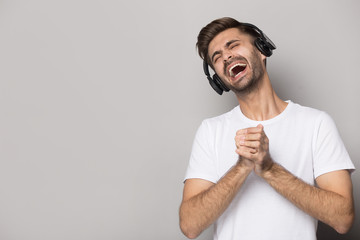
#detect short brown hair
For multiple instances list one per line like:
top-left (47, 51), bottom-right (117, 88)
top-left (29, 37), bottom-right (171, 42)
top-left (196, 17), bottom-right (260, 66)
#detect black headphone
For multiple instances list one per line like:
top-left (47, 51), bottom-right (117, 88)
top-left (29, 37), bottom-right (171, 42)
top-left (203, 22), bottom-right (276, 95)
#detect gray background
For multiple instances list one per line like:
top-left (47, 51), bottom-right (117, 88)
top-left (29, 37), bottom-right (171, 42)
top-left (0, 0), bottom-right (359, 239)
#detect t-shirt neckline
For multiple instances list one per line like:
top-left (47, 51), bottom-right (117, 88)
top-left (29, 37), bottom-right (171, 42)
top-left (234, 100), bottom-right (293, 126)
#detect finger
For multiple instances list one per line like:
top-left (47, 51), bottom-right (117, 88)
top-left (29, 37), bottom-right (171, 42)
top-left (239, 140), bottom-right (260, 149)
top-left (236, 128), bottom-right (248, 136)
top-left (245, 126), bottom-right (263, 134)
top-left (236, 126), bottom-right (263, 136)
top-left (235, 135), bottom-right (243, 148)
top-left (236, 147), bottom-right (255, 159)
top-left (242, 133), bottom-right (262, 141)
top-left (236, 144), bottom-right (258, 155)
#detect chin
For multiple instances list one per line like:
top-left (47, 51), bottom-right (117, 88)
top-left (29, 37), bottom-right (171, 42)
top-left (231, 78), bottom-right (258, 94)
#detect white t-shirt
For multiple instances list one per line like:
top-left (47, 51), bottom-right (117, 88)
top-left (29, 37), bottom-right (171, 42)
top-left (184, 101), bottom-right (355, 240)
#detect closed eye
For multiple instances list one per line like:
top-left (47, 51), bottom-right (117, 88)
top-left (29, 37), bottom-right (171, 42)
top-left (211, 40), bottom-right (241, 64)
top-left (230, 43), bottom-right (239, 49)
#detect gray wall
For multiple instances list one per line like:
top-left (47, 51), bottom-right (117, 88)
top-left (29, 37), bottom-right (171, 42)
top-left (0, 0), bottom-right (359, 239)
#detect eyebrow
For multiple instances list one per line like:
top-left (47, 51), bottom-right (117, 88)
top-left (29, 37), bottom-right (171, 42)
top-left (210, 39), bottom-right (240, 63)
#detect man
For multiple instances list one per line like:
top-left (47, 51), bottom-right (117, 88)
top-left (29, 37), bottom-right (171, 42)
top-left (179, 17), bottom-right (355, 240)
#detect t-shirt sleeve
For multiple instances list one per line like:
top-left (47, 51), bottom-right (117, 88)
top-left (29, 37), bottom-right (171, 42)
top-left (184, 120), bottom-right (218, 183)
top-left (313, 112), bottom-right (355, 179)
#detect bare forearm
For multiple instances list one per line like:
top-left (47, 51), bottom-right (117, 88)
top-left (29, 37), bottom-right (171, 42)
top-left (180, 162), bottom-right (252, 238)
top-left (262, 163), bottom-right (354, 233)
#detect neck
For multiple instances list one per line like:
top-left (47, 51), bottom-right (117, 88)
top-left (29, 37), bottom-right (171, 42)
top-left (235, 72), bottom-right (288, 121)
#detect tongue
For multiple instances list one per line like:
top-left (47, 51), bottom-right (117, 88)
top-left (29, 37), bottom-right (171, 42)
top-left (232, 65), bottom-right (246, 76)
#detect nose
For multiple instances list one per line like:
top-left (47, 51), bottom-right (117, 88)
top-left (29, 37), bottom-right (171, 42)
top-left (223, 50), bottom-right (233, 63)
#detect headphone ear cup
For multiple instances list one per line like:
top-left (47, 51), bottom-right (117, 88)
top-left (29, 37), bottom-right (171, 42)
top-left (203, 60), bottom-right (230, 95)
top-left (213, 74), bottom-right (230, 92)
top-left (207, 75), bottom-right (224, 95)
top-left (255, 38), bottom-right (273, 57)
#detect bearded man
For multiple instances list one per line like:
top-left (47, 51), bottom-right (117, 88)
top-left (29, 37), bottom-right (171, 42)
top-left (179, 17), bottom-right (355, 240)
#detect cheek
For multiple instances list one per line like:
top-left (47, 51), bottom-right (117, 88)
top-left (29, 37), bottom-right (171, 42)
top-left (214, 64), bottom-right (225, 78)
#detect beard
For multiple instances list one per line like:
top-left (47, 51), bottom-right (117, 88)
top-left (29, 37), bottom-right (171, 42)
top-left (225, 49), bottom-right (265, 94)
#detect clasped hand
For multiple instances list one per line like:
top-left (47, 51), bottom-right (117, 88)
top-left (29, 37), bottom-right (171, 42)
top-left (235, 124), bottom-right (273, 175)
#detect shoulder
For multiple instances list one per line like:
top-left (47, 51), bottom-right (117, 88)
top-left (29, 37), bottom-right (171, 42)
top-left (289, 102), bottom-right (332, 125)
top-left (201, 105), bottom-right (239, 128)
top-left (290, 102), bottom-right (324, 118)
top-left (290, 102), bottom-right (342, 143)
top-left (195, 106), bottom-right (239, 142)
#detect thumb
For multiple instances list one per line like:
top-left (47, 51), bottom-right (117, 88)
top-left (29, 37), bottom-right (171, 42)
top-left (257, 124), bottom-right (263, 130)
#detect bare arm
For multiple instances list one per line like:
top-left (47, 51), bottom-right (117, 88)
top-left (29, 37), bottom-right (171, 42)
top-left (262, 165), bottom-right (354, 233)
top-left (179, 159), bottom-right (253, 239)
top-left (235, 124), bottom-right (355, 234)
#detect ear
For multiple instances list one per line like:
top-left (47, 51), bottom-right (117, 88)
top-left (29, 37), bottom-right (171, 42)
top-left (254, 43), bottom-right (267, 61)
top-left (256, 48), bottom-right (267, 67)
top-left (260, 53), bottom-right (266, 61)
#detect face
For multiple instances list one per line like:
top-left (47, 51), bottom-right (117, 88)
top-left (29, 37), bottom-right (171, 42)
top-left (208, 28), bottom-right (266, 93)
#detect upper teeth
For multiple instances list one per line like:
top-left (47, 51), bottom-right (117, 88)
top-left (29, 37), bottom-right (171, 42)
top-left (229, 63), bottom-right (246, 77)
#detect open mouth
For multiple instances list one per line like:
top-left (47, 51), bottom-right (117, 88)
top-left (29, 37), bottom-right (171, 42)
top-left (229, 63), bottom-right (247, 78)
